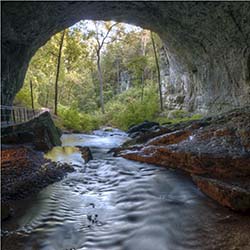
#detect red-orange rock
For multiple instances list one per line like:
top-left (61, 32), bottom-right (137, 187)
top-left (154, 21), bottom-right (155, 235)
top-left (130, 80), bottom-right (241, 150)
top-left (192, 175), bottom-right (250, 212)
top-left (117, 107), bottom-right (250, 211)
top-left (120, 146), bottom-right (250, 178)
top-left (147, 130), bottom-right (191, 146)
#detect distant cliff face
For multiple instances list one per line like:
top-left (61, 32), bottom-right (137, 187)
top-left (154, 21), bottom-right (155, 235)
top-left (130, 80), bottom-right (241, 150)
top-left (2, 2), bottom-right (250, 112)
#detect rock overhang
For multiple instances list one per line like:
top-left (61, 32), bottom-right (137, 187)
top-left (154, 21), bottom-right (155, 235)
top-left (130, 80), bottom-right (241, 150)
top-left (1, 1), bottom-right (250, 112)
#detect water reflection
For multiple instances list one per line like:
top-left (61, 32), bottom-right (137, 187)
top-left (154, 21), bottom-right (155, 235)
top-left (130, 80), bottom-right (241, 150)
top-left (2, 133), bottom-right (236, 250)
top-left (61, 133), bottom-right (128, 149)
top-left (45, 146), bottom-right (85, 166)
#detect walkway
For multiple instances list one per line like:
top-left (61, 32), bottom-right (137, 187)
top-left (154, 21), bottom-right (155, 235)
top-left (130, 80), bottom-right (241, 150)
top-left (1, 105), bottom-right (46, 128)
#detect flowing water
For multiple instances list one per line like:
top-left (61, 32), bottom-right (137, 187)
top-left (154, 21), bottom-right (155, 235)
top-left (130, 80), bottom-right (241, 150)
top-left (2, 131), bottom-right (243, 250)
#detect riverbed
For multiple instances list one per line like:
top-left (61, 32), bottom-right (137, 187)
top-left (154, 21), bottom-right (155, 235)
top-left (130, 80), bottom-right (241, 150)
top-left (2, 131), bottom-right (250, 250)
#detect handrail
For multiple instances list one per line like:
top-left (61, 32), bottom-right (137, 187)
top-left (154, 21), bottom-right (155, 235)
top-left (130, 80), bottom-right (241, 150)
top-left (1, 105), bottom-right (45, 127)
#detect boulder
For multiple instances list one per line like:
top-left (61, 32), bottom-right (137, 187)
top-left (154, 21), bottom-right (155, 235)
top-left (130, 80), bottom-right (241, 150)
top-left (1, 111), bottom-right (61, 151)
top-left (193, 176), bottom-right (250, 212)
top-left (117, 107), bottom-right (250, 211)
top-left (127, 121), bottom-right (160, 135)
top-left (34, 126), bottom-right (54, 151)
top-left (146, 129), bottom-right (192, 146)
top-left (119, 146), bottom-right (250, 178)
top-left (76, 146), bottom-right (93, 162)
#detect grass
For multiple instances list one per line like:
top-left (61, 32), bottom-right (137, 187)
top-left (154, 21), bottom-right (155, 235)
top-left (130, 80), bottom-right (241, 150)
top-left (155, 113), bottom-right (203, 125)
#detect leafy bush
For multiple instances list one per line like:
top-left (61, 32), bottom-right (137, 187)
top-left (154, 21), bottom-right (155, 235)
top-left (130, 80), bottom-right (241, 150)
top-left (167, 110), bottom-right (189, 119)
top-left (79, 112), bottom-right (100, 131)
top-left (14, 88), bottom-right (33, 108)
top-left (58, 106), bottom-right (82, 131)
top-left (15, 83), bottom-right (202, 133)
top-left (156, 113), bottom-right (203, 125)
top-left (102, 84), bottom-right (159, 130)
top-left (58, 106), bottom-right (100, 132)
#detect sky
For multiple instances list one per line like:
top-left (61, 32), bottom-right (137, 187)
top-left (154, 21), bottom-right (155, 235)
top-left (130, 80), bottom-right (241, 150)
top-left (69, 20), bottom-right (144, 53)
top-left (70, 20), bottom-right (143, 38)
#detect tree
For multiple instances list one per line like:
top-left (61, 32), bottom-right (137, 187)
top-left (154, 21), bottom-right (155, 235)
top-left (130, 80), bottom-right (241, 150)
top-left (91, 21), bottom-right (119, 113)
top-left (151, 31), bottom-right (163, 111)
top-left (140, 30), bottom-right (150, 101)
top-left (54, 30), bottom-right (65, 115)
top-left (30, 79), bottom-right (34, 110)
top-left (127, 56), bottom-right (147, 100)
top-left (15, 20), bottom-right (165, 131)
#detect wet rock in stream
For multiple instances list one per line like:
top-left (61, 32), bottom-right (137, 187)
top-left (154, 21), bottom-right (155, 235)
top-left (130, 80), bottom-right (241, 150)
top-left (116, 107), bottom-right (250, 212)
top-left (76, 146), bottom-right (93, 162)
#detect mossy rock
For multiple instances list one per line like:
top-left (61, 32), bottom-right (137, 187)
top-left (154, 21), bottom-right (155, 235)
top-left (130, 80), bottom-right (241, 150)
top-left (167, 110), bottom-right (190, 119)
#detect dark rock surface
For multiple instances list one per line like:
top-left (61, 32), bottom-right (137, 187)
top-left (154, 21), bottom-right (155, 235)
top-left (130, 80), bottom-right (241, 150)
top-left (127, 121), bottom-right (160, 136)
top-left (2, 2), bottom-right (250, 112)
top-left (1, 146), bottom-right (74, 207)
top-left (116, 106), bottom-right (250, 211)
top-left (1, 204), bottom-right (12, 221)
top-left (76, 146), bottom-right (93, 163)
top-left (1, 111), bottom-right (61, 151)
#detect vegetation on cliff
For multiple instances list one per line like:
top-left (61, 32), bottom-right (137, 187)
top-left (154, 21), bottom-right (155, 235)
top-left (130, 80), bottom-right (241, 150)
top-left (15, 20), bottom-right (200, 132)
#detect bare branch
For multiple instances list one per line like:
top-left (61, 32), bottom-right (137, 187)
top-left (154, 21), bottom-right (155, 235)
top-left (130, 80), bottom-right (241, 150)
top-left (99, 22), bottom-right (119, 49)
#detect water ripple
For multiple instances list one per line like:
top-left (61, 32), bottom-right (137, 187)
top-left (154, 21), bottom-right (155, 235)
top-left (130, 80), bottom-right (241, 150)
top-left (2, 133), bottom-right (236, 250)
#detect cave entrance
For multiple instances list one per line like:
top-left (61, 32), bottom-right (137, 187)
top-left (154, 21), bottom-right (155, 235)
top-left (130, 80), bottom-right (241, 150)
top-left (15, 20), bottom-right (165, 132)
top-left (2, 1), bottom-right (165, 107)
top-left (3, 2), bottom-right (249, 115)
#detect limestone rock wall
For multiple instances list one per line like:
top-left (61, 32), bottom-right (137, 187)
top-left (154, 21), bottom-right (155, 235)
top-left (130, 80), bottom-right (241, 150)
top-left (2, 2), bottom-right (250, 113)
top-left (1, 111), bottom-right (62, 151)
top-left (157, 3), bottom-right (250, 112)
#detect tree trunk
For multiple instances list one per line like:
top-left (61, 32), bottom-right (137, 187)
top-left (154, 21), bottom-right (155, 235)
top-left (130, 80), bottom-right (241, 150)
top-left (30, 79), bottom-right (34, 111)
top-left (151, 31), bottom-right (163, 111)
top-left (116, 58), bottom-right (120, 94)
top-left (141, 69), bottom-right (145, 102)
top-left (97, 50), bottom-right (105, 114)
top-left (141, 32), bottom-right (146, 102)
top-left (45, 89), bottom-right (49, 108)
top-left (93, 22), bottom-right (118, 114)
top-left (54, 30), bottom-right (65, 115)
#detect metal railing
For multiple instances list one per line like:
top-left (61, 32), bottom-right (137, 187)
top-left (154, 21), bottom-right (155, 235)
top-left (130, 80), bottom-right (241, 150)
top-left (1, 105), bottom-right (43, 127)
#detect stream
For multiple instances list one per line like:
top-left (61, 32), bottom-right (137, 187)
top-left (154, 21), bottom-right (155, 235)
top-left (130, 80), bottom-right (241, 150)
top-left (1, 131), bottom-right (241, 250)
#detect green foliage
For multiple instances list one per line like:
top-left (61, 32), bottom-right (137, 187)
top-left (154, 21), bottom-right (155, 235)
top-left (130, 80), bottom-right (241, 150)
top-left (14, 87), bottom-right (32, 108)
top-left (14, 20), bottom-right (171, 131)
top-left (168, 110), bottom-right (189, 119)
top-left (156, 113), bottom-right (203, 125)
top-left (101, 84), bottom-right (159, 130)
top-left (58, 106), bottom-right (100, 132)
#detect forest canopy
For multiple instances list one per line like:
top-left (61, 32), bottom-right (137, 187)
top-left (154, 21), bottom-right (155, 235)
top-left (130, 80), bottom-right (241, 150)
top-left (15, 20), bottom-right (200, 131)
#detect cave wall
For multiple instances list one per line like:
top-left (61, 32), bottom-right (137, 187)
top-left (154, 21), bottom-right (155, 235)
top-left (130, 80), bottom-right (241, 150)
top-left (2, 1), bottom-right (250, 112)
top-left (157, 2), bottom-right (250, 112)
